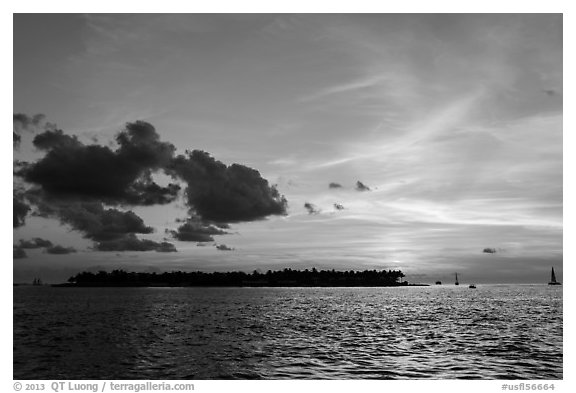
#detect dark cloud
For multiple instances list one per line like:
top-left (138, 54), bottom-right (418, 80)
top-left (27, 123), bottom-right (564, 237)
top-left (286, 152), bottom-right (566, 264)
top-left (33, 129), bottom-right (82, 151)
top-left (13, 132), bottom-right (21, 149)
top-left (168, 150), bottom-right (287, 223)
top-left (46, 245), bottom-right (77, 255)
top-left (167, 218), bottom-right (228, 242)
top-left (13, 160), bottom-right (29, 173)
top-left (118, 121), bottom-right (176, 165)
top-left (17, 238), bottom-right (53, 249)
top-left (14, 113), bottom-right (48, 149)
top-left (22, 143), bottom-right (118, 198)
top-left (34, 201), bottom-right (153, 242)
top-left (304, 202), bottom-right (321, 215)
top-left (355, 181), bottom-right (371, 192)
top-left (124, 176), bottom-right (181, 206)
top-left (13, 195), bottom-right (30, 228)
top-left (329, 182), bottom-right (343, 189)
top-left (482, 247), bottom-right (497, 254)
top-left (95, 234), bottom-right (177, 252)
top-left (334, 203), bottom-right (345, 210)
top-left (19, 121), bottom-right (179, 205)
top-left (13, 113), bottom-right (46, 132)
top-left (13, 247), bottom-right (27, 259)
top-left (15, 117), bottom-right (288, 250)
top-left (156, 242), bottom-right (178, 253)
top-left (215, 244), bottom-right (234, 251)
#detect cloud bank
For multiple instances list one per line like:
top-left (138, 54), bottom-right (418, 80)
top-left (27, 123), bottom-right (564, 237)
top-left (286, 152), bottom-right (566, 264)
top-left (20, 121), bottom-right (179, 205)
top-left (14, 117), bottom-right (288, 253)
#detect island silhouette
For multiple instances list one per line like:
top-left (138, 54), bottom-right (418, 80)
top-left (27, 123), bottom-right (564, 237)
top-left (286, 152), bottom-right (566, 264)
top-left (56, 268), bottom-right (411, 287)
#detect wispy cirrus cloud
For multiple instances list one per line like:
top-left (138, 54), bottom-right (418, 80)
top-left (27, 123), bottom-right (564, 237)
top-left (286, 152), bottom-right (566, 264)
top-left (298, 74), bottom-right (387, 103)
top-left (300, 88), bottom-right (486, 172)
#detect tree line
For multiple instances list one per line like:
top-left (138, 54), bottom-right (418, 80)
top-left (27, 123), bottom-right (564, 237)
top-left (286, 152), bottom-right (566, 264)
top-left (63, 268), bottom-right (407, 287)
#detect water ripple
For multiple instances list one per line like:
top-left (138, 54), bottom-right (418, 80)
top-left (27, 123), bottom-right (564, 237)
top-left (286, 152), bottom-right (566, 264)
top-left (14, 285), bottom-right (562, 379)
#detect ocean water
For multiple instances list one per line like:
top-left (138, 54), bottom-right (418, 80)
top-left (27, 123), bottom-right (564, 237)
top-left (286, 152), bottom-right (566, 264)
top-left (13, 285), bottom-right (562, 379)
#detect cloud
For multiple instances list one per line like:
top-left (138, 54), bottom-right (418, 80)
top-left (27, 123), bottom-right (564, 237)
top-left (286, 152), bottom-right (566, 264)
top-left (125, 177), bottom-right (181, 206)
top-left (19, 121), bottom-right (179, 205)
top-left (168, 150), bottom-right (287, 223)
top-left (13, 247), bottom-right (27, 259)
top-left (355, 181), bottom-right (371, 192)
top-left (13, 194), bottom-right (30, 228)
top-left (15, 238), bottom-right (77, 258)
top-left (15, 117), bottom-right (288, 253)
top-left (95, 234), bottom-right (177, 252)
top-left (14, 113), bottom-right (54, 149)
top-left (156, 242), bottom-right (178, 252)
top-left (19, 119), bottom-right (285, 222)
top-left (215, 244), bottom-right (234, 251)
top-left (167, 218), bottom-right (228, 242)
top-left (17, 238), bottom-right (53, 249)
top-left (13, 132), bottom-right (21, 148)
top-left (329, 182), bottom-right (343, 189)
top-left (304, 202), bottom-right (321, 215)
top-left (46, 245), bottom-right (77, 254)
top-left (13, 113), bottom-right (46, 132)
top-left (33, 200), bottom-right (154, 242)
top-left (299, 75), bottom-right (386, 102)
top-left (33, 129), bottom-right (82, 150)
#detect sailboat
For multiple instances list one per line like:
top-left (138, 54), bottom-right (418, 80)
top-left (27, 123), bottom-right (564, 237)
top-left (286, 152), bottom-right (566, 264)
top-left (548, 267), bottom-right (561, 286)
top-left (455, 273), bottom-right (459, 286)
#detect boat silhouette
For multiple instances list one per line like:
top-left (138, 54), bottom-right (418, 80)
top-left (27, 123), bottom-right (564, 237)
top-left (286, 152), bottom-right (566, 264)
top-left (454, 272), bottom-right (459, 286)
top-left (548, 267), bottom-right (561, 286)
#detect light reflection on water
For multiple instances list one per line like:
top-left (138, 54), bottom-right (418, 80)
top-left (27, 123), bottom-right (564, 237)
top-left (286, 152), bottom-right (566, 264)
top-left (13, 285), bottom-right (562, 379)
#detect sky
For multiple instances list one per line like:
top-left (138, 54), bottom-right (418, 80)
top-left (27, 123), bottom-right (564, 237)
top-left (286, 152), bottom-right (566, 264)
top-left (12, 14), bottom-right (563, 284)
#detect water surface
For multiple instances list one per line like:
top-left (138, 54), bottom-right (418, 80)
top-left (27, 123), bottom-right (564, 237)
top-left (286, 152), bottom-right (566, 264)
top-left (13, 285), bottom-right (562, 379)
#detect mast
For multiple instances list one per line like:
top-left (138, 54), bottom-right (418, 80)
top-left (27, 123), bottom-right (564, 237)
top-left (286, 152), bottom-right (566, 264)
top-left (455, 272), bottom-right (459, 285)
